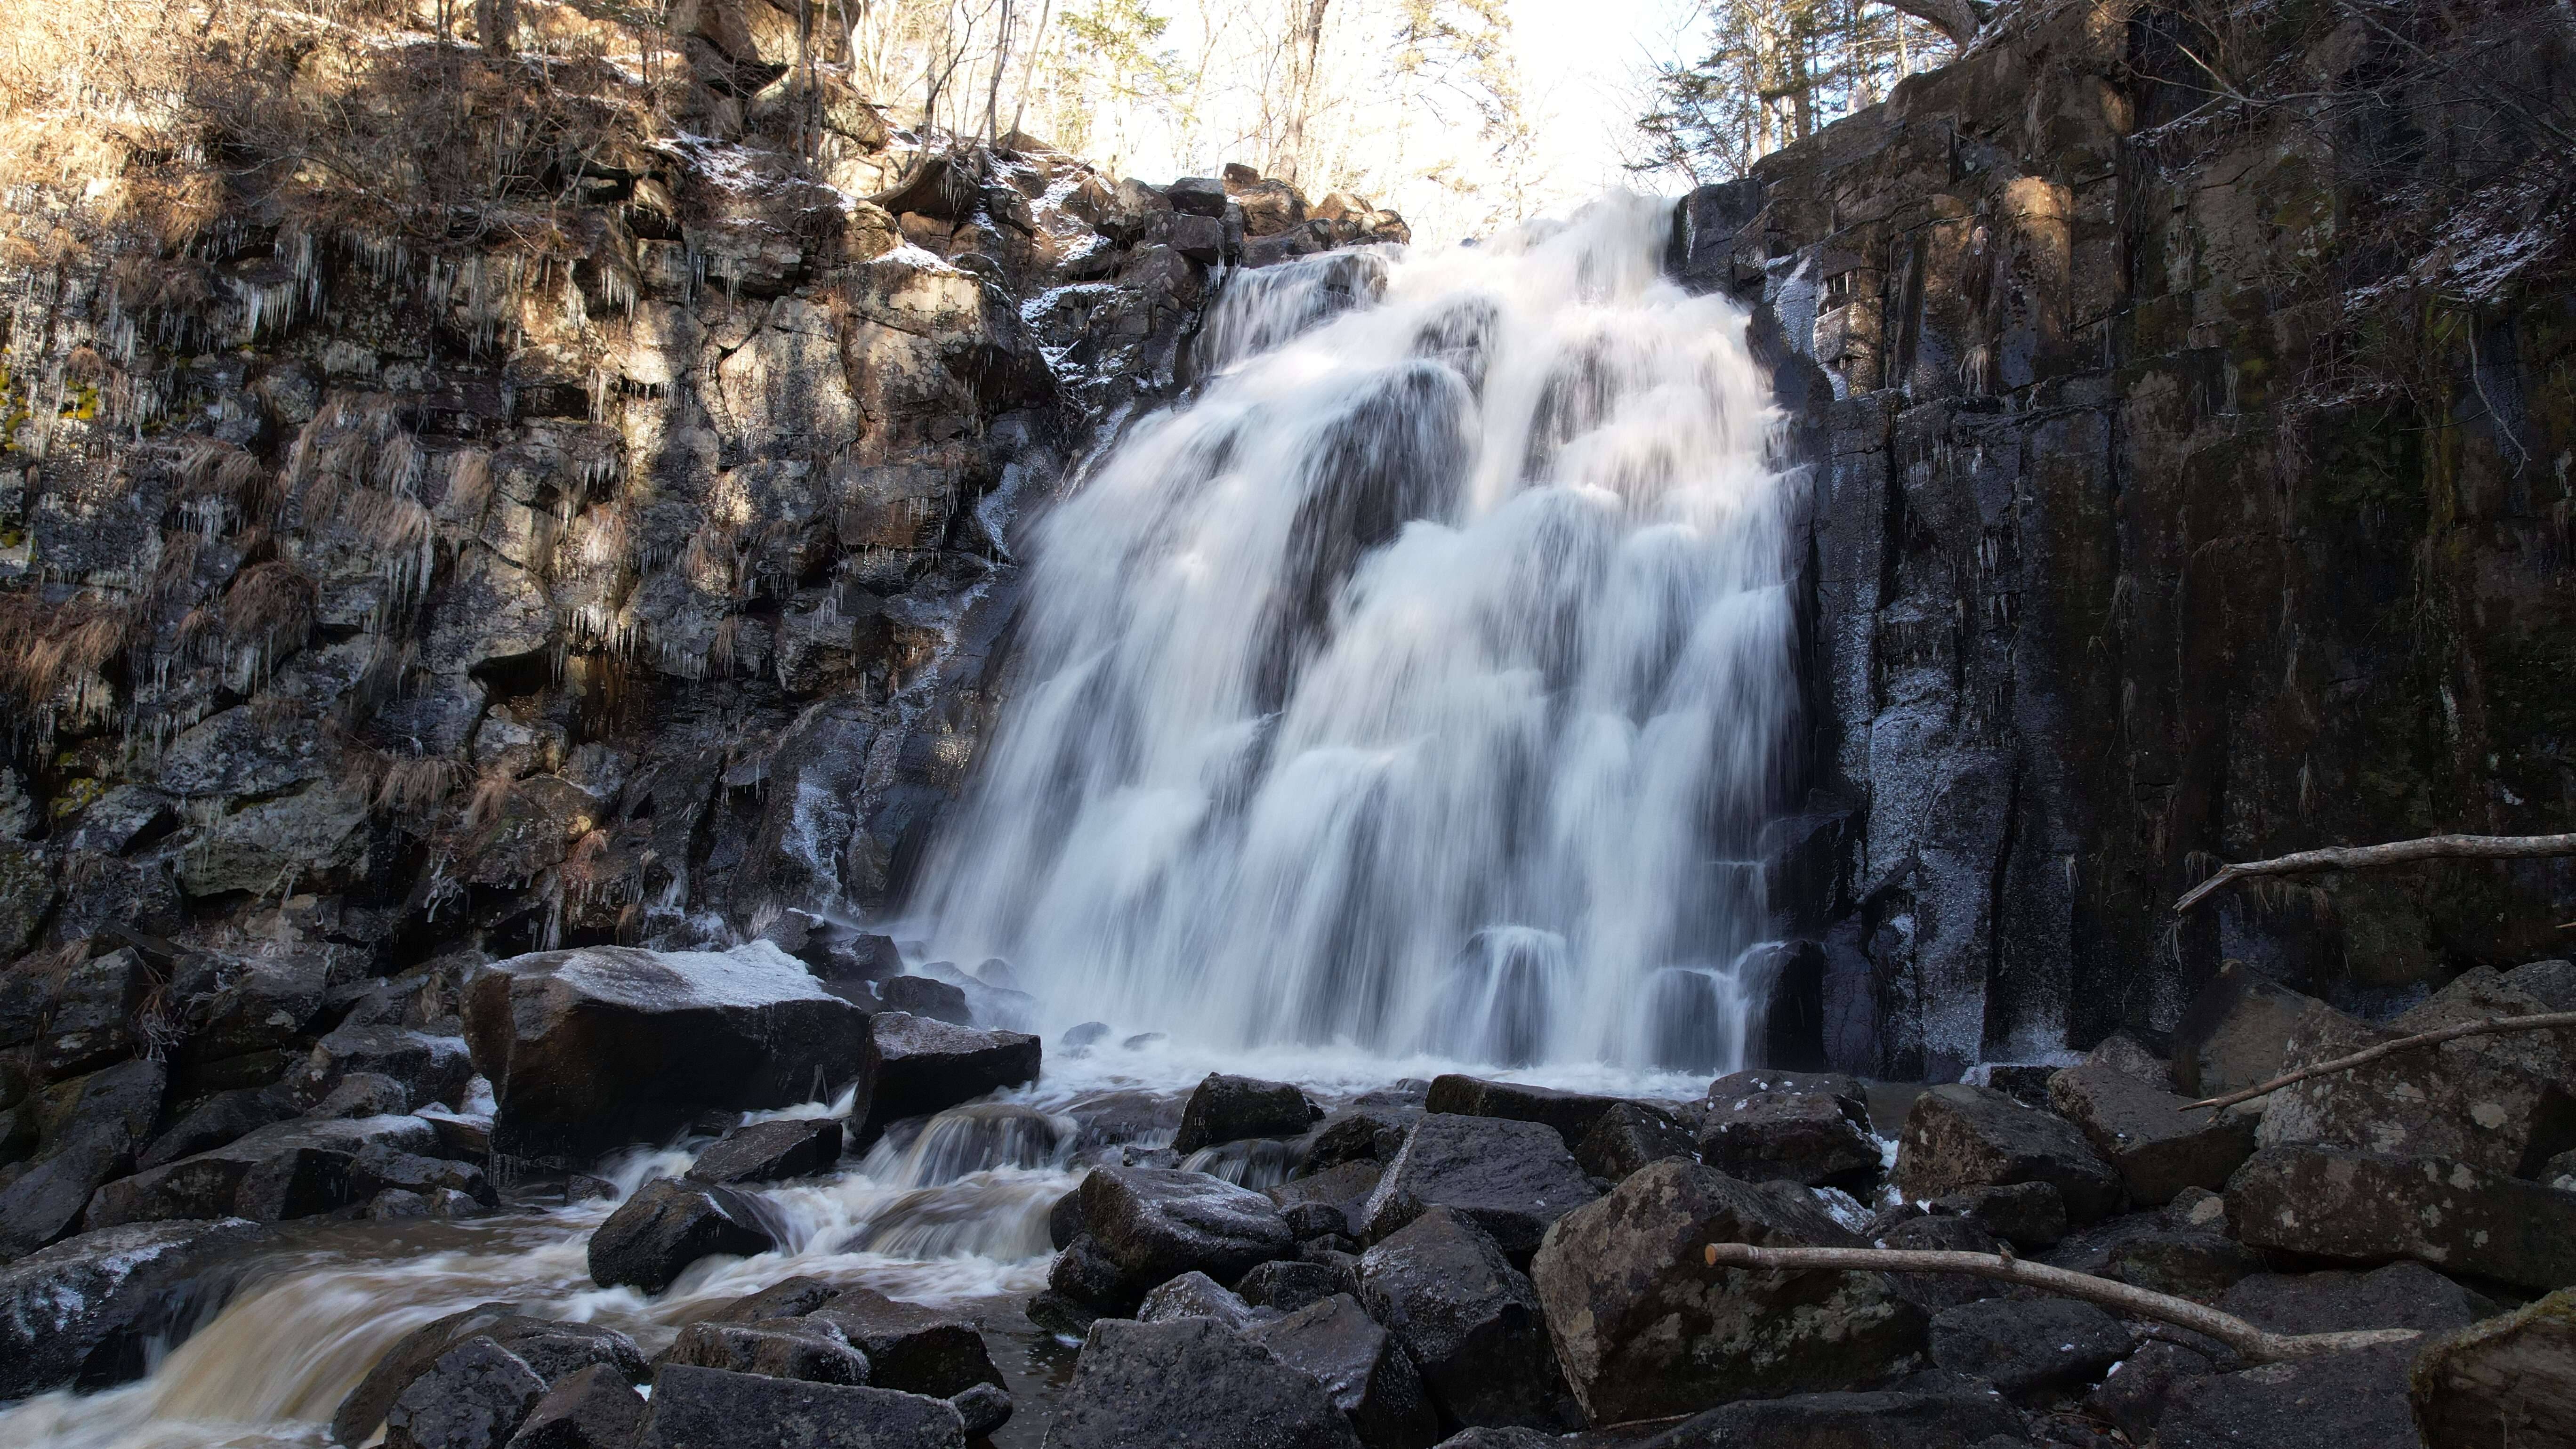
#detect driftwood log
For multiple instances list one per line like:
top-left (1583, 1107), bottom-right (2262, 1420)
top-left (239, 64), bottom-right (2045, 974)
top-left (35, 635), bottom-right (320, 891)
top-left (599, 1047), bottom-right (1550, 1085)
top-left (2173, 832), bottom-right (2576, 913)
top-left (1700, 1243), bottom-right (2421, 1364)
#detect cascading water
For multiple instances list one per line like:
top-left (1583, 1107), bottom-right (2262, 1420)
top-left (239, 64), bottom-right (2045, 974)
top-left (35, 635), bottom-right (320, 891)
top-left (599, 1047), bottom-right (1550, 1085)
top-left (914, 194), bottom-right (1796, 1071)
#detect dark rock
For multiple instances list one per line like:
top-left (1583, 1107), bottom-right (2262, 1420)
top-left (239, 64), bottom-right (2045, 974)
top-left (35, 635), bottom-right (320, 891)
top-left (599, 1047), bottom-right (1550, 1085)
top-left (1699, 1070), bottom-right (1880, 1188)
top-left (175, 954), bottom-right (329, 1073)
top-left (2158, 1344), bottom-right (2426, 1449)
top-left (1968, 1066), bottom-right (2060, 1111)
top-left (2101, 1224), bottom-right (2262, 1304)
top-left (337, 1308), bottom-right (652, 1446)
top-left (1357, 1207), bottom-right (1580, 1432)
top-left (2084, 1339), bottom-right (2218, 1443)
top-left (1174, 1073), bottom-right (1320, 1153)
top-left (2170, 964), bottom-right (2326, 1100)
top-left (296, 1024), bottom-right (475, 1113)
top-left (950, 1381), bottom-right (1012, 1438)
top-left (660, 1318), bottom-right (869, 1384)
top-left (384, 1336), bottom-right (547, 1449)
top-left (708, 1275), bottom-right (847, 1323)
top-left (1531, 1159), bottom-right (1924, 1424)
top-left (1929, 1181), bottom-right (2069, 1248)
top-left (1892, 1085), bottom-right (2120, 1225)
top-left (0, 1057), bottom-right (166, 1256)
top-left (352, 1141), bottom-right (497, 1206)
top-left (1046, 1317), bottom-right (1361, 1449)
top-left (852, 1013), bottom-right (1041, 1147)
top-left (1061, 1022), bottom-right (1110, 1049)
top-left (2408, 1287), bottom-right (2576, 1449)
top-left (1048, 1184), bottom-right (1084, 1248)
top-left (809, 1286), bottom-right (1003, 1398)
top-left (313, 1072), bottom-right (414, 1119)
top-left (1136, 1268), bottom-right (1264, 1328)
top-left (87, 1111), bottom-right (442, 1228)
top-left (1282, 1199), bottom-right (1352, 1239)
top-left (1166, 177), bottom-right (1229, 217)
top-left (1875, 1214), bottom-right (2008, 1313)
top-left (1357, 1114), bottom-right (1599, 1255)
top-left (1422, 1075), bottom-right (1624, 1150)
top-left (1045, 1233), bottom-right (1130, 1308)
top-left (1270, 1159), bottom-right (1382, 1235)
top-left (36, 947), bottom-right (149, 1079)
top-left (2218, 1262), bottom-right (2484, 1338)
top-left (1927, 1297), bottom-right (2129, 1399)
top-left (461, 944), bottom-right (869, 1162)
top-left (2254, 993), bottom-right (2576, 1180)
top-left (504, 1363), bottom-right (646, 1449)
top-left (1074, 1164), bottom-right (1295, 1302)
top-left (1239, 1257), bottom-right (1339, 1313)
top-left (1246, 1292), bottom-right (1442, 1449)
top-left (0, 1217), bottom-right (272, 1399)
top-left (2083, 1030), bottom-right (2178, 1089)
top-left (1428, 1433), bottom-right (1554, 1449)
top-left (879, 974), bottom-right (973, 1025)
top-left (686, 1117), bottom-right (842, 1184)
top-left (2225, 1145), bottom-right (2576, 1291)
top-left (1575, 1100), bottom-right (1698, 1181)
top-left (586, 1177), bottom-right (778, 1293)
top-left (2047, 1064), bottom-right (2256, 1206)
top-left (636, 1365), bottom-right (964, 1449)
top-left (1305, 1108), bottom-right (1417, 1170)
top-left (1637, 1388), bottom-right (2028, 1449)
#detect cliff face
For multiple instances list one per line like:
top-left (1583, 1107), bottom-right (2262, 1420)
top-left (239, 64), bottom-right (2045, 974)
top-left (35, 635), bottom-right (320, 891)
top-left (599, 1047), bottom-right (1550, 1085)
top-left (1688, 0), bottom-right (2576, 1076)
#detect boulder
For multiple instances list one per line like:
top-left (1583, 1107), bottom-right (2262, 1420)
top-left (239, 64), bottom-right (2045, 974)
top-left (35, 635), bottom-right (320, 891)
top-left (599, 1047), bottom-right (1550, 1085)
top-left (2409, 1288), bottom-right (2576, 1449)
top-left (1073, 1165), bottom-right (1295, 1304)
top-left (2254, 997), bottom-right (2576, 1180)
top-left (1357, 1115), bottom-right (1599, 1255)
top-left (1575, 1100), bottom-right (1698, 1181)
top-left (2169, 962), bottom-right (2325, 1099)
top-left (0, 1056), bottom-right (166, 1256)
top-left (2218, 1261), bottom-right (2486, 1339)
top-left (2047, 1063), bottom-right (2257, 1205)
top-left (173, 954), bottom-right (328, 1072)
top-left (461, 944), bottom-right (870, 1161)
top-left (1045, 1317), bottom-right (1362, 1449)
top-left (636, 1365), bottom-right (964, 1449)
top-left (0, 1217), bottom-right (272, 1399)
top-left (1891, 1084), bottom-right (2120, 1224)
top-left (660, 1318), bottom-right (870, 1384)
top-left (1304, 1107), bottom-right (1419, 1171)
top-left (950, 1382), bottom-right (1012, 1439)
top-left (852, 1012), bottom-right (1041, 1147)
top-left (337, 1307), bottom-right (651, 1446)
top-left (587, 1177), bottom-right (779, 1293)
top-left (1925, 1297), bottom-right (2129, 1399)
top-left (1699, 1071), bottom-right (1881, 1189)
top-left (1926, 1181), bottom-right (2068, 1248)
top-left (504, 1363), bottom-right (646, 1449)
top-left (2085, 1339), bottom-right (2222, 1443)
top-left (2101, 1223), bottom-right (2263, 1304)
top-left (384, 1336), bottom-right (546, 1449)
top-left (808, 1286), bottom-right (1003, 1398)
top-left (878, 974), bottom-right (973, 1024)
top-left (1357, 1207), bottom-right (1581, 1432)
top-left (1173, 1074), bottom-right (1320, 1153)
top-left (1530, 1159), bottom-right (1924, 1425)
top-left (1422, 1075), bottom-right (1625, 1150)
top-left (1636, 1389), bottom-right (2028, 1448)
top-left (1239, 1257), bottom-right (1340, 1313)
top-left (1137, 1269), bottom-right (1265, 1327)
top-left (36, 947), bottom-right (149, 1079)
top-left (313, 1072), bottom-right (415, 1119)
top-left (1873, 1214), bottom-right (2008, 1313)
top-left (1245, 1292), bottom-right (1442, 1449)
top-left (296, 1025), bottom-right (475, 1113)
top-left (2225, 1145), bottom-right (2576, 1291)
top-left (1270, 1159), bottom-right (1383, 1236)
top-left (686, 1117), bottom-right (842, 1184)
top-left (1166, 177), bottom-right (1229, 217)
top-left (86, 1113), bottom-right (444, 1227)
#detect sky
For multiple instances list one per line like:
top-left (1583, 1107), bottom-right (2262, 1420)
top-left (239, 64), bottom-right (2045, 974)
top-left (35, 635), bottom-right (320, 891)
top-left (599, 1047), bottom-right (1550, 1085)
top-left (1508, 0), bottom-right (1694, 202)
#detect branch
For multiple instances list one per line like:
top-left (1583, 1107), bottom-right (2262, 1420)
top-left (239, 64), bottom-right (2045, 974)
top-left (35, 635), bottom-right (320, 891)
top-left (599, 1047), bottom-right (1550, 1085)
top-left (2181, 1011), bottom-right (2576, 1112)
top-left (1701, 1244), bottom-right (2420, 1364)
top-left (2174, 833), bottom-right (2576, 913)
top-left (1884, 0), bottom-right (1983, 48)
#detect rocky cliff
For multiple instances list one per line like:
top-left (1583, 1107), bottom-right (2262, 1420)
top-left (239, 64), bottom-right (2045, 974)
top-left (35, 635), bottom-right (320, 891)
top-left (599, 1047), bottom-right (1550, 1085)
top-left (1688, 0), bottom-right (2576, 1076)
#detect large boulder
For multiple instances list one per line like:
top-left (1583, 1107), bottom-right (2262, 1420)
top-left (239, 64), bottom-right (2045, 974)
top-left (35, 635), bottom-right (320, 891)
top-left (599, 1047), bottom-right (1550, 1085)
top-left (1925, 1296), bottom-right (2129, 1399)
top-left (686, 1117), bottom-right (842, 1184)
top-left (1044, 1317), bottom-right (1362, 1449)
top-left (2409, 1288), bottom-right (2576, 1449)
top-left (384, 1336), bottom-right (547, 1449)
top-left (336, 1306), bottom-right (650, 1447)
top-left (1245, 1292), bottom-right (1442, 1449)
top-left (1890, 1084), bottom-right (2120, 1224)
top-left (808, 1286), bottom-right (1004, 1398)
top-left (1358, 1114), bottom-right (1599, 1255)
top-left (1136, 1269), bottom-right (1266, 1328)
top-left (2047, 1063), bottom-right (2257, 1205)
top-left (1636, 1388), bottom-right (2028, 1449)
top-left (0, 1056), bottom-right (166, 1256)
top-left (0, 1217), bottom-right (272, 1399)
top-left (1269, 1159), bottom-right (1383, 1238)
top-left (1575, 1101), bottom-right (1698, 1181)
top-left (1530, 1159), bottom-right (1924, 1425)
top-left (587, 1177), bottom-right (779, 1293)
top-left (851, 1012), bottom-right (1041, 1147)
top-left (295, 1024), bottom-right (475, 1112)
top-left (636, 1365), bottom-right (964, 1449)
top-left (461, 944), bottom-right (869, 1161)
top-left (660, 1318), bottom-right (871, 1384)
top-left (1357, 1207), bottom-right (1581, 1432)
top-left (1422, 1076), bottom-right (1626, 1150)
top-left (2169, 961), bottom-right (2326, 1099)
top-left (139, 1086), bottom-right (298, 1171)
top-left (2225, 1145), bottom-right (2576, 1291)
top-left (1697, 1071), bottom-right (1880, 1189)
top-left (504, 1363), bottom-right (646, 1449)
top-left (86, 1113), bottom-right (445, 1227)
top-left (1173, 1073), bottom-right (1320, 1153)
top-left (1068, 1164), bottom-right (1295, 1304)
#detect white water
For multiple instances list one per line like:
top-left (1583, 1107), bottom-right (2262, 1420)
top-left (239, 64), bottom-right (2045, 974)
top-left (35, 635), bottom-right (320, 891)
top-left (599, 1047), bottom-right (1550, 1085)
top-left (913, 194), bottom-right (1796, 1071)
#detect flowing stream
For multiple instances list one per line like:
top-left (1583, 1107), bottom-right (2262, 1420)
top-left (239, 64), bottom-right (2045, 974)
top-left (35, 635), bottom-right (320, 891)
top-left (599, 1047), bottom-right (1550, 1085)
top-left (0, 197), bottom-right (1794, 1449)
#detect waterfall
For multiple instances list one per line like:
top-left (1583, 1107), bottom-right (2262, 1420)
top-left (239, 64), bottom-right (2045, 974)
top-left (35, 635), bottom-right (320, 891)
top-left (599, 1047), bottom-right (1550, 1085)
top-left (912, 194), bottom-right (1796, 1071)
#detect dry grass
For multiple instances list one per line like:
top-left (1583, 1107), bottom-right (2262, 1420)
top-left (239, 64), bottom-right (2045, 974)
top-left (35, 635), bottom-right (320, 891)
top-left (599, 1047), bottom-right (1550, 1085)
top-left (0, 594), bottom-right (128, 712)
top-left (223, 559), bottom-right (319, 654)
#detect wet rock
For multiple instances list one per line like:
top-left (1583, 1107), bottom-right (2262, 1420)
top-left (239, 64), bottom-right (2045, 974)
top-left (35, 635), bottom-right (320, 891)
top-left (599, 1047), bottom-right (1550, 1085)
top-left (297, 1024), bottom-right (474, 1115)
top-left (0, 1057), bottom-right (166, 1256)
top-left (1875, 1214), bottom-right (2008, 1313)
top-left (1530, 1159), bottom-right (1924, 1424)
top-left (1304, 1108), bottom-right (1418, 1171)
top-left (950, 1381), bottom-right (1012, 1438)
top-left (878, 974), bottom-right (972, 1025)
top-left (312, 1071), bottom-right (413, 1119)
top-left (1636, 1388), bottom-right (2028, 1449)
top-left (504, 1363), bottom-right (646, 1449)
top-left (2047, 1064), bottom-right (2256, 1206)
top-left (1174, 1073), bottom-right (1321, 1153)
top-left (2170, 963), bottom-right (2325, 1099)
top-left (2101, 1224), bottom-right (2262, 1304)
top-left (0, 1217), bottom-right (272, 1399)
top-left (637, 1365), bottom-right (965, 1449)
top-left (461, 944), bottom-right (869, 1162)
top-left (2218, 1262), bottom-right (2485, 1339)
top-left (87, 1112), bottom-right (442, 1228)
top-left (687, 1117), bottom-right (842, 1184)
top-left (385, 1336), bottom-right (547, 1449)
top-left (1699, 1071), bottom-right (1880, 1189)
top-left (2408, 1287), bottom-right (2576, 1449)
top-left (1074, 1164), bottom-right (1296, 1302)
top-left (35, 947), bottom-right (149, 1079)
top-left (1269, 1159), bottom-right (1383, 1235)
top-left (1929, 1180), bottom-right (2068, 1248)
top-left (1428, 1433), bottom-right (1554, 1449)
top-left (808, 1286), bottom-right (1003, 1398)
top-left (1892, 1085), bottom-right (2120, 1225)
top-left (2085, 1339), bottom-right (2220, 1443)
top-left (1422, 1075), bottom-right (1624, 1150)
top-left (586, 1177), bottom-right (778, 1293)
top-left (1575, 1100), bottom-right (1698, 1181)
top-left (1357, 1114), bottom-right (1599, 1255)
top-left (352, 1141), bottom-right (497, 1206)
top-left (1927, 1297), bottom-right (2129, 1399)
top-left (1357, 1207), bottom-right (1580, 1432)
top-left (2254, 994), bottom-right (2576, 1180)
top-left (660, 1318), bottom-right (870, 1384)
top-left (1136, 1269), bottom-right (1265, 1328)
top-left (137, 1087), bottom-right (298, 1170)
top-left (851, 1013), bottom-right (1041, 1147)
top-left (173, 954), bottom-right (329, 1073)
top-left (338, 1307), bottom-right (652, 1445)
top-left (1045, 1233), bottom-right (1130, 1308)
top-left (2158, 1345), bottom-right (2426, 1449)
top-left (1239, 1257), bottom-right (1340, 1313)
top-left (1247, 1292), bottom-right (1442, 1449)
top-left (2224, 1145), bottom-right (2576, 1291)
top-left (1046, 1316), bottom-right (1362, 1449)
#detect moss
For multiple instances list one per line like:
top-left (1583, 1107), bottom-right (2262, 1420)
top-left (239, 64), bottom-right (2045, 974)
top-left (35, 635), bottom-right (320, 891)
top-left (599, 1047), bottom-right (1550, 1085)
top-left (47, 776), bottom-right (104, 820)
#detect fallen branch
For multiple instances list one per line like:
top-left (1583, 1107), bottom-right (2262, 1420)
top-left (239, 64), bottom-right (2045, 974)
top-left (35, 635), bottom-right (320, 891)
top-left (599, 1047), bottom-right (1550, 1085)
top-left (2180, 1011), bottom-right (2576, 1112)
top-left (2174, 832), bottom-right (2576, 913)
top-left (1701, 1242), bottom-right (2422, 1364)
